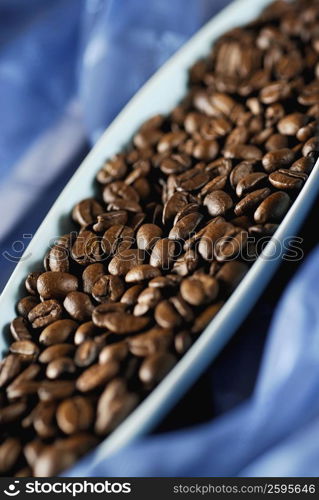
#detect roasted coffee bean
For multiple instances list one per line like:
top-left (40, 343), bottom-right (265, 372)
top-left (229, 161), bottom-right (255, 189)
top-left (38, 380), bottom-right (75, 402)
top-left (0, 438), bottom-right (22, 474)
top-left (57, 396), bottom-right (94, 434)
top-left (39, 319), bottom-right (78, 346)
top-left (254, 191), bottom-right (291, 223)
top-left (290, 156), bottom-right (315, 174)
top-left (150, 238), bottom-right (176, 269)
top-left (139, 352), bottom-right (177, 386)
top-left (175, 331), bottom-right (192, 355)
top-left (0, 355), bottom-right (22, 387)
top-left (169, 212), bottom-right (203, 240)
top-left (149, 274), bottom-right (181, 288)
top-left (265, 133), bottom-right (288, 151)
top-left (25, 401), bottom-right (58, 439)
top-left (154, 300), bottom-right (182, 328)
top-left (268, 169), bottom-right (307, 190)
top-left (47, 244), bottom-right (70, 273)
top-left (134, 287), bottom-right (161, 316)
top-left (46, 357), bottom-right (76, 379)
top-left (175, 165), bottom-right (210, 192)
top-left (7, 380), bottom-right (40, 400)
top-left (236, 172), bottom-right (267, 197)
top-left (74, 340), bottom-right (99, 367)
top-left (125, 264), bottom-right (161, 283)
top-left (196, 218), bottom-right (233, 260)
top-left (214, 227), bottom-right (248, 262)
top-left (39, 344), bottom-right (75, 364)
top-left (129, 327), bottom-right (172, 357)
top-left (28, 300), bottom-right (63, 329)
top-left (262, 148), bottom-right (295, 172)
top-left (63, 291), bottom-right (94, 321)
top-left (215, 261), bottom-right (249, 296)
top-left (72, 198), bottom-right (104, 227)
top-left (234, 188), bottom-right (271, 216)
top-left (93, 210), bottom-right (128, 232)
top-left (302, 136), bottom-right (319, 156)
top-left (224, 143), bottom-right (262, 161)
top-left (10, 340), bottom-right (39, 358)
top-left (259, 81), bottom-right (291, 104)
top-left (136, 223), bottom-right (162, 251)
top-left (0, 400), bottom-right (27, 424)
top-left (277, 113), bottom-right (308, 136)
top-left (199, 175), bottom-right (228, 196)
top-left (108, 249), bottom-right (144, 276)
top-left (17, 295), bottom-right (39, 318)
top-left (76, 362), bottom-right (119, 392)
top-left (93, 305), bottom-right (150, 334)
top-left (203, 190), bottom-right (233, 217)
top-left (82, 263), bottom-right (105, 294)
top-left (96, 155), bottom-right (127, 184)
top-left (120, 284), bottom-right (144, 306)
top-left (192, 302), bottom-right (224, 334)
top-left (101, 224), bottom-right (134, 256)
top-left (25, 271), bottom-right (42, 295)
top-left (95, 379), bottom-right (138, 435)
top-left (10, 317), bottom-right (32, 341)
top-left (103, 180), bottom-right (140, 204)
top-left (180, 274), bottom-right (219, 306)
top-left (92, 275), bottom-right (125, 303)
top-left (36, 271), bottom-right (78, 299)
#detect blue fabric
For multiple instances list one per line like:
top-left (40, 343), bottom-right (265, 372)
top-left (1, 0), bottom-right (318, 477)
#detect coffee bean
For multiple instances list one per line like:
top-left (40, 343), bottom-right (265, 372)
top-left (224, 143), bottom-right (262, 161)
top-left (99, 341), bottom-right (128, 364)
top-left (47, 244), bottom-right (70, 273)
top-left (134, 287), bottom-right (161, 316)
top-left (302, 136), bottom-right (319, 156)
top-left (125, 264), bottom-right (161, 284)
top-left (76, 362), bottom-right (119, 392)
top-left (254, 191), bottom-right (291, 223)
top-left (265, 133), bottom-right (288, 151)
top-left (154, 300), bottom-right (182, 329)
top-left (57, 396), bottom-right (94, 434)
top-left (262, 148), bottom-right (295, 172)
top-left (71, 230), bottom-right (101, 265)
top-left (10, 317), bottom-right (32, 341)
top-left (108, 249), bottom-right (144, 276)
top-left (290, 156), bottom-right (315, 174)
top-left (120, 284), bottom-right (144, 306)
top-left (93, 305), bottom-right (150, 334)
top-left (10, 340), bottom-right (39, 358)
top-left (139, 352), bottom-right (177, 386)
top-left (0, 400), bottom-right (27, 424)
top-left (150, 238), bottom-right (176, 270)
top-left (38, 380), bottom-right (75, 402)
top-left (25, 271), bottom-right (42, 295)
top-left (74, 340), bottom-right (99, 368)
top-left (215, 261), bottom-right (249, 296)
top-left (93, 210), bottom-right (128, 232)
top-left (180, 274), bottom-right (219, 306)
top-left (28, 300), bottom-right (63, 329)
top-left (236, 172), bottom-right (267, 197)
top-left (176, 165), bottom-right (210, 192)
top-left (92, 275), bottom-right (125, 303)
top-left (0, 355), bottom-right (22, 387)
top-left (101, 224), bottom-right (134, 256)
top-left (17, 296), bottom-right (39, 318)
top-left (82, 263), bottom-right (105, 294)
top-left (63, 292), bottom-right (94, 321)
top-left (259, 81), bottom-right (291, 104)
top-left (229, 161), bottom-right (255, 189)
top-left (277, 113), bottom-right (308, 135)
top-left (234, 187), bottom-right (271, 216)
top-left (128, 327), bottom-right (172, 357)
top-left (72, 198), bottom-right (104, 227)
top-left (39, 319), bottom-right (78, 346)
top-left (39, 344), bottom-right (75, 363)
top-left (169, 212), bottom-right (203, 240)
top-left (192, 302), bottom-right (224, 334)
top-left (269, 169), bottom-right (307, 190)
top-left (96, 155), bottom-right (127, 184)
top-left (0, 438), bottom-right (21, 474)
top-left (204, 190), bottom-right (233, 217)
top-left (46, 357), bottom-right (76, 379)
top-left (175, 331), bottom-right (192, 355)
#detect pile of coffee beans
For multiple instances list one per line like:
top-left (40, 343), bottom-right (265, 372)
top-left (1, 0), bottom-right (319, 477)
